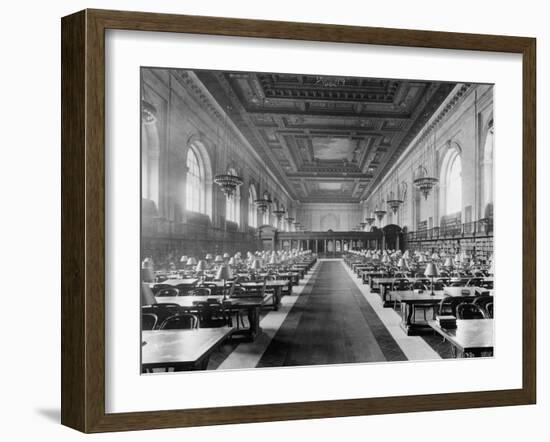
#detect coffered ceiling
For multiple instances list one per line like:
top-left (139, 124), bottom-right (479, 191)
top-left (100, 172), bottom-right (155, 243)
top-left (194, 70), bottom-right (456, 204)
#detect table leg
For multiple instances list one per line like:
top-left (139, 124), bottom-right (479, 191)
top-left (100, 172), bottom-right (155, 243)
top-left (247, 306), bottom-right (261, 341)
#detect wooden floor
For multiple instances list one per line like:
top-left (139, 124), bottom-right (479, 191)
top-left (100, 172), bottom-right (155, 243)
top-left (256, 261), bottom-right (407, 367)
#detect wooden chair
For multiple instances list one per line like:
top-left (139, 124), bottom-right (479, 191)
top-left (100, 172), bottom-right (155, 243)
top-left (456, 303), bottom-right (486, 319)
top-left (159, 313), bottom-right (199, 330)
top-left (467, 278), bottom-right (484, 287)
top-left (142, 312), bottom-right (158, 330)
top-left (438, 295), bottom-right (473, 317)
top-left (189, 287), bottom-right (212, 297)
top-left (155, 287), bottom-right (179, 297)
top-left (192, 301), bottom-right (230, 328)
top-left (473, 295), bottom-right (494, 317)
top-left (151, 283), bottom-right (173, 294)
top-left (485, 302), bottom-right (494, 318)
top-left (392, 278), bottom-right (411, 291)
top-left (142, 303), bottom-right (181, 326)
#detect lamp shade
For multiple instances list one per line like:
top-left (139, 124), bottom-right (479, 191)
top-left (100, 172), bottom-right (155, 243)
top-left (179, 255), bottom-right (188, 263)
top-left (223, 252), bottom-right (230, 259)
top-left (186, 257), bottom-right (197, 266)
top-left (488, 260), bottom-right (495, 275)
top-left (424, 262), bottom-right (440, 277)
top-left (228, 257), bottom-right (236, 266)
top-left (141, 282), bottom-right (157, 306)
top-left (214, 255), bottom-right (224, 263)
top-left (431, 252), bottom-right (440, 260)
top-left (205, 253), bottom-right (213, 260)
top-left (195, 260), bottom-right (207, 272)
top-left (444, 257), bottom-right (454, 267)
top-left (215, 264), bottom-right (233, 281)
top-left (269, 255), bottom-right (278, 265)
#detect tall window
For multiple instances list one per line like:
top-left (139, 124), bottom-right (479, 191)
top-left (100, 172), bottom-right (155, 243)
top-left (445, 154), bottom-right (462, 215)
top-left (186, 146), bottom-right (205, 213)
top-left (481, 126), bottom-right (494, 216)
top-left (225, 168), bottom-right (240, 225)
top-left (248, 185), bottom-right (257, 228)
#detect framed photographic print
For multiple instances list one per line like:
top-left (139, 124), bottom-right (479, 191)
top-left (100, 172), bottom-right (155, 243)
top-left (61, 9), bottom-right (536, 433)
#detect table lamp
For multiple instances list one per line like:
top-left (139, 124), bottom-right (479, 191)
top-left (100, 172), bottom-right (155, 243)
top-left (214, 255), bottom-right (224, 267)
top-left (186, 257), bottom-right (197, 269)
top-left (444, 257), bottom-right (454, 268)
top-left (195, 259), bottom-right (207, 282)
top-left (215, 264), bottom-right (233, 300)
top-left (424, 262), bottom-right (439, 296)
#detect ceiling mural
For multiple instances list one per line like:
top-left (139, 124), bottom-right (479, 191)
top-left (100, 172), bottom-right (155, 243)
top-left (193, 70), bottom-right (456, 203)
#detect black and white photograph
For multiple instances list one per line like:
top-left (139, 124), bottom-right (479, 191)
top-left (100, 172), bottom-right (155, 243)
top-left (140, 67), bottom-right (495, 373)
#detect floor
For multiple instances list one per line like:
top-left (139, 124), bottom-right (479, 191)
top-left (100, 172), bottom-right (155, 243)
top-left (208, 259), bottom-right (452, 370)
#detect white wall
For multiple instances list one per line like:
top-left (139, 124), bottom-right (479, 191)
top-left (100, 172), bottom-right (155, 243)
top-left (1, 1), bottom-right (547, 442)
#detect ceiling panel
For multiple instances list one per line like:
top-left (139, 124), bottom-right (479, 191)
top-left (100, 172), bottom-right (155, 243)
top-left (194, 70), bottom-right (456, 203)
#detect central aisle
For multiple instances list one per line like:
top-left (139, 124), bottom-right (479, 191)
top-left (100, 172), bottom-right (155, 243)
top-left (257, 260), bottom-right (407, 367)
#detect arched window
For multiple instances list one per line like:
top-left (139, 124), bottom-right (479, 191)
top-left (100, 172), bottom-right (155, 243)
top-left (248, 185), bottom-right (258, 228)
top-left (186, 146), bottom-right (205, 213)
top-left (141, 104), bottom-right (160, 207)
top-left (445, 153), bottom-right (462, 215)
top-left (225, 168), bottom-right (241, 225)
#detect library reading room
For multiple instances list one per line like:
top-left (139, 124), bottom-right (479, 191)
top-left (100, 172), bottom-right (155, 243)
top-left (140, 68), bottom-right (494, 373)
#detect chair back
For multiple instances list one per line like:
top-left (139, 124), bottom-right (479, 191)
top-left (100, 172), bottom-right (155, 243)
top-left (189, 287), bottom-right (212, 297)
top-left (485, 302), bottom-right (494, 318)
top-left (142, 313), bottom-right (158, 330)
top-left (159, 313), bottom-right (199, 329)
top-left (392, 278), bottom-right (410, 291)
top-left (412, 281), bottom-right (427, 290)
top-left (438, 295), bottom-right (473, 317)
top-left (142, 303), bottom-right (181, 325)
top-left (456, 303), bottom-right (486, 319)
top-left (473, 295), bottom-right (494, 315)
top-left (156, 287), bottom-right (179, 297)
top-left (467, 278), bottom-right (484, 287)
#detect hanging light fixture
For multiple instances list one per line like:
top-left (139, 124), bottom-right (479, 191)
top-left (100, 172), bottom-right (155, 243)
top-left (255, 190), bottom-right (272, 214)
top-left (141, 81), bottom-right (158, 124)
top-left (374, 192), bottom-right (387, 223)
top-left (413, 126), bottom-right (439, 200)
top-left (213, 105), bottom-right (243, 198)
top-left (272, 207), bottom-right (286, 221)
top-left (365, 216), bottom-right (375, 226)
top-left (387, 172), bottom-right (406, 214)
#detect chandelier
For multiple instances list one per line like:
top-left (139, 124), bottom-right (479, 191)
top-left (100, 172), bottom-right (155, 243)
top-left (254, 192), bottom-right (272, 213)
top-left (214, 173), bottom-right (243, 198)
top-left (413, 165), bottom-right (438, 200)
top-left (141, 100), bottom-right (157, 124)
top-left (359, 222), bottom-right (367, 229)
top-left (365, 216), bottom-right (375, 226)
top-left (386, 195), bottom-right (404, 214)
top-left (213, 105), bottom-right (243, 198)
top-left (272, 208), bottom-right (286, 220)
top-left (374, 209), bottom-right (387, 222)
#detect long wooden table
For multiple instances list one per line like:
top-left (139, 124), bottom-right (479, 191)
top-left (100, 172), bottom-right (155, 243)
top-left (428, 319), bottom-right (494, 357)
top-left (204, 280), bottom-right (288, 310)
top-left (141, 327), bottom-right (235, 371)
top-left (155, 295), bottom-right (272, 341)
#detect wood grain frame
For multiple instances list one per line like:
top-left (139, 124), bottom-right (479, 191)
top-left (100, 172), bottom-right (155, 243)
top-left (61, 9), bottom-right (536, 433)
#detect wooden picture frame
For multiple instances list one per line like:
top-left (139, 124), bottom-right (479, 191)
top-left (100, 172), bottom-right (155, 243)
top-left (61, 8), bottom-right (536, 433)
